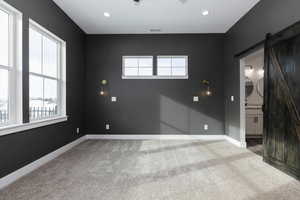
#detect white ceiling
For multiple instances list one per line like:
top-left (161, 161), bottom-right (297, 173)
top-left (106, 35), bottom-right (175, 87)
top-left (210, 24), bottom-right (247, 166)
top-left (53, 0), bottom-right (260, 34)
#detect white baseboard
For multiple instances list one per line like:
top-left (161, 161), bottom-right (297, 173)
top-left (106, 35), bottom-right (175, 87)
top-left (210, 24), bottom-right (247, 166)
top-left (0, 136), bottom-right (85, 190)
top-left (85, 134), bottom-right (226, 140)
top-left (85, 134), bottom-right (246, 148)
top-left (225, 136), bottom-right (247, 148)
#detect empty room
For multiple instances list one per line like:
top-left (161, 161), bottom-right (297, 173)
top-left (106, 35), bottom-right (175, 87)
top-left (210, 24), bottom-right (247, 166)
top-left (1, 0), bottom-right (300, 199)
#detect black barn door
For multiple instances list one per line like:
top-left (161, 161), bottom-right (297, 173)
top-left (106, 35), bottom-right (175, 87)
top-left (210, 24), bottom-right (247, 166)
top-left (263, 23), bottom-right (300, 179)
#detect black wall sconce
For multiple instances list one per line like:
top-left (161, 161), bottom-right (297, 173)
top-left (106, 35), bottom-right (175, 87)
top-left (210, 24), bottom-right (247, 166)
top-left (202, 80), bottom-right (213, 97)
top-left (100, 80), bottom-right (108, 96)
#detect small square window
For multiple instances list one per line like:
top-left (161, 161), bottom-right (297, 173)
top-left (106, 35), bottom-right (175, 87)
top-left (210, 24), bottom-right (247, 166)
top-left (157, 56), bottom-right (188, 78)
top-left (122, 56), bottom-right (153, 78)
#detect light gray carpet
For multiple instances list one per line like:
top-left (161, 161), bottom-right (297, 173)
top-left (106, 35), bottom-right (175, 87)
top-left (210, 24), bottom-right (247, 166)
top-left (1, 140), bottom-right (300, 200)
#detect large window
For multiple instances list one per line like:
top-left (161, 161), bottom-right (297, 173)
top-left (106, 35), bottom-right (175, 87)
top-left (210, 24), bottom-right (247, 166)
top-left (0, 2), bottom-right (22, 126)
top-left (157, 56), bottom-right (188, 78)
top-left (29, 20), bottom-right (66, 121)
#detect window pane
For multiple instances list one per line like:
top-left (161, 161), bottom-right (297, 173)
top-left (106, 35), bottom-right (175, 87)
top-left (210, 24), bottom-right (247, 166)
top-left (43, 37), bottom-right (58, 77)
top-left (124, 67), bottom-right (138, 76)
top-left (139, 58), bottom-right (152, 67)
top-left (44, 78), bottom-right (57, 109)
top-left (30, 75), bottom-right (44, 120)
top-left (172, 67), bottom-right (186, 76)
top-left (157, 58), bottom-right (171, 67)
top-left (29, 28), bottom-right (42, 74)
top-left (0, 9), bottom-right (9, 66)
top-left (157, 68), bottom-right (171, 76)
top-left (139, 68), bottom-right (152, 76)
top-left (0, 69), bottom-right (9, 124)
top-left (172, 57), bottom-right (186, 66)
top-left (29, 75), bottom-right (43, 108)
top-left (124, 58), bottom-right (138, 67)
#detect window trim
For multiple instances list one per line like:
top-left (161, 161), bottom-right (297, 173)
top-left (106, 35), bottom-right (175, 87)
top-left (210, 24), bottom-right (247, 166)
top-left (29, 19), bottom-right (67, 121)
top-left (0, 116), bottom-right (68, 136)
top-left (122, 55), bottom-right (189, 79)
top-left (0, 1), bottom-right (22, 127)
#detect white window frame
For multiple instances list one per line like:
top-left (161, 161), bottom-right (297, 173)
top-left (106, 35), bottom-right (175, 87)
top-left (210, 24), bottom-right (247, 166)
top-left (0, 1), bottom-right (22, 127)
top-left (122, 55), bottom-right (188, 79)
top-left (29, 19), bottom-right (67, 122)
top-left (122, 56), bottom-right (154, 79)
top-left (157, 55), bottom-right (189, 79)
top-left (0, 3), bottom-right (68, 137)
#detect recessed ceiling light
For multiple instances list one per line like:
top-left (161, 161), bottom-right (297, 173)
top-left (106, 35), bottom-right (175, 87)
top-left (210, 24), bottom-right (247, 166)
top-left (202, 10), bottom-right (209, 16)
top-left (104, 12), bottom-right (110, 18)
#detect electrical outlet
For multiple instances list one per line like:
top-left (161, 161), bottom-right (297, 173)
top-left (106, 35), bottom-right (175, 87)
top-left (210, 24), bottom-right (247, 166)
top-left (76, 128), bottom-right (80, 134)
top-left (204, 124), bottom-right (208, 130)
top-left (111, 97), bottom-right (117, 102)
top-left (193, 96), bottom-right (199, 102)
top-left (105, 124), bottom-right (110, 130)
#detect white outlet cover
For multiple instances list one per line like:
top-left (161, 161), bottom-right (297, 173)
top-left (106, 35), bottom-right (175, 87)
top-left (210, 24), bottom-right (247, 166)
top-left (193, 96), bottom-right (199, 102)
top-left (231, 96), bottom-right (234, 102)
top-left (106, 124), bottom-right (110, 130)
top-left (204, 124), bottom-right (208, 130)
top-left (76, 128), bottom-right (80, 134)
top-left (111, 97), bottom-right (117, 102)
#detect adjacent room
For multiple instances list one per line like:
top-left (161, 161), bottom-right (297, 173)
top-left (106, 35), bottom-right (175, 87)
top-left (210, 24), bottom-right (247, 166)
top-left (1, 0), bottom-right (300, 199)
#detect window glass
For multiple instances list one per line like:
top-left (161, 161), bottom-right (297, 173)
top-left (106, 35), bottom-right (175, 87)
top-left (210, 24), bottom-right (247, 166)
top-left (0, 69), bottom-right (9, 124)
top-left (43, 37), bottom-right (58, 77)
top-left (0, 9), bottom-right (9, 66)
top-left (139, 58), bottom-right (152, 67)
top-left (139, 68), bottom-right (153, 76)
top-left (157, 58), bottom-right (171, 67)
top-left (172, 67), bottom-right (186, 76)
top-left (123, 56), bottom-right (153, 77)
top-left (172, 57), bottom-right (186, 66)
top-left (157, 56), bottom-right (188, 77)
top-left (29, 28), bottom-right (42, 74)
top-left (124, 67), bottom-right (138, 76)
top-left (44, 79), bottom-right (58, 110)
top-left (29, 21), bottom-right (65, 121)
top-left (157, 68), bottom-right (171, 76)
top-left (124, 58), bottom-right (138, 67)
top-left (29, 75), bottom-right (43, 108)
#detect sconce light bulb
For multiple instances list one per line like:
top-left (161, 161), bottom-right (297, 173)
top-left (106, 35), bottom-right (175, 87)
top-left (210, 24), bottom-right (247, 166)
top-left (101, 80), bottom-right (107, 85)
top-left (206, 90), bottom-right (212, 96)
top-left (100, 90), bottom-right (105, 96)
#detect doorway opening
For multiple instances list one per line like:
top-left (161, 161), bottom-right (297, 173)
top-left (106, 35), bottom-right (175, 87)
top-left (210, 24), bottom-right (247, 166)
top-left (240, 48), bottom-right (264, 156)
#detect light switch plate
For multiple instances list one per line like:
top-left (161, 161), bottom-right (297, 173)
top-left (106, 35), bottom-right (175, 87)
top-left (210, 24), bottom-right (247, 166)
top-left (231, 96), bottom-right (234, 102)
top-left (111, 97), bottom-right (117, 102)
top-left (105, 124), bottom-right (110, 130)
top-left (193, 96), bottom-right (199, 102)
top-left (204, 124), bottom-right (208, 130)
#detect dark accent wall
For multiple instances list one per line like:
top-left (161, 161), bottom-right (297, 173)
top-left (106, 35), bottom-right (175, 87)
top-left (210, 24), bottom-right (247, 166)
top-left (0, 0), bottom-right (86, 178)
top-left (224, 0), bottom-right (300, 141)
top-left (84, 34), bottom-right (225, 135)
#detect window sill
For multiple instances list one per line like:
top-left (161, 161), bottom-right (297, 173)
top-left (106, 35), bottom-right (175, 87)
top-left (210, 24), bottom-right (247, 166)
top-left (0, 116), bottom-right (68, 137)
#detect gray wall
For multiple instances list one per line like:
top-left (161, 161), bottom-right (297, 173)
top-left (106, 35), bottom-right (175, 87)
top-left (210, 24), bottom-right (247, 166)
top-left (0, 0), bottom-right (85, 178)
top-left (85, 34), bottom-right (225, 135)
top-left (224, 0), bottom-right (300, 140)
